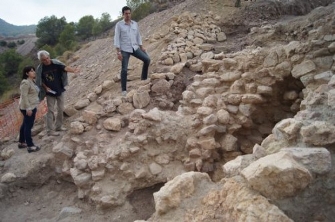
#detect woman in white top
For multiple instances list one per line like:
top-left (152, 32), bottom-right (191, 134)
top-left (18, 66), bottom-right (40, 153)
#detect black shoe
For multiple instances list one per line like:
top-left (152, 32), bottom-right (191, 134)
top-left (18, 143), bottom-right (27, 149)
top-left (27, 146), bottom-right (40, 153)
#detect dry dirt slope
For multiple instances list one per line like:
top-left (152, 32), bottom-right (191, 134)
top-left (1, 0), bottom-right (335, 221)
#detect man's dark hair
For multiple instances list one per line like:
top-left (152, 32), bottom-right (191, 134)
top-left (22, 66), bottom-right (35, 79)
top-left (122, 6), bottom-right (131, 14)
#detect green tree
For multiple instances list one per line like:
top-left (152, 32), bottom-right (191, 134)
top-left (0, 70), bottom-right (8, 95)
top-left (39, 45), bottom-right (56, 59)
top-left (17, 40), bottom-right (25, 45)
top-left (131, 1), bottom-right (152, 21)
top-left (0, 49), bottom-right (23, 77)
top-left (0, 40), bottom-right (7, 47)
top-left (235, 0), bottom-right (241, 7)
top-left (92, 18), bottom-right (103, 37)
top-left (76, 15), bottom-right (95, 40)
top-left (7, 41), bottom-right (17, 48)
top-left (126, 0), bottom-right (147, 11)
top-left (126, 0), bottom-right (152, 21)
top-left (18, 57), bottom-right (35, 78)
top-left (54, 43), bottom-right (66, 56)
top-left (99, 13), bottom-right (112, 32)
top-left (36, 15), bottom-right (67, 47)
top-left (59, 23), bottom-right (76, 49)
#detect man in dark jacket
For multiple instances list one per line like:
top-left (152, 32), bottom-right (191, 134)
top-left (36, 50), bottom-right (80, 136)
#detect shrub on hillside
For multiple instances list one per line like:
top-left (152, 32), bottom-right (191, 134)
top-left (7, 42), bottom-right (17, 48)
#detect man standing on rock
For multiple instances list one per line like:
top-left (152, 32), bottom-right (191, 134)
top-left (114, 6), bottom-right (151, 96)
top-left (36, 50), bottom-right (80, 136)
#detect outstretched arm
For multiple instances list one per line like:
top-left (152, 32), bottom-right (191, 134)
top-left (65, 66), bottom-right (80, 73)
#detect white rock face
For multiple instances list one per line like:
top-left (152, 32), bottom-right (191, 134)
top-left (133, 91), bottom-right (151, 109)
top-left (150, 173), bottom-right (292, 222)
top-left (291, 60), bottom-right (316, 78)
top-left (103, 118), bottom-right (122, 131)
top-left (74, 99), bottom-right (90, 110)
top-left (70, 121), bottom-right (85, 134)
top-left (241, 151), bottom-right (313, 199)
top-left (153, 172), bottom-right (212, 215)
top-left (281, 147), bottom-right (331, 175)
top-left (1, 173), bottom-right (17, 183)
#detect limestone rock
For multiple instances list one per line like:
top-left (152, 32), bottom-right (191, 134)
top-left (0, 149), bottom-right (14, 160)
top-left (170, 62), bottom-right (185, 74)
top-left (163, 58), bottom-right (174, 65)
top-left (92, 169), bottom-right (105, 181)
top-left (74, 99), bottom-right (90, 110)
top-left (217, 32), bottom-right (227, 42)
top-left (328, 42), bottom-right (335, 52)
top-left (217, 109), bottom-right (230, 124)
top-left (117, 102), bottom-right (134, 115)
top-left (94, 85), bottom-right (103, 94)
top-left (82, 110), bottom-right (98, 125)
top-left (198, 137), bottom-right (216, 150)
top-left (284, 41), bottom-right (301, 58)
top-left (153, 172), bottom-right (212, 215)
top-left (220, 134), bottom-right (238, 152)
top-left (200, 51), bottom-right (214, 60)
top-left (190, 177), bottom-right (293, 222)
top-left (291, 60), bottom-right (316, 78)
top-left (142, 108), bottom-right (162, 122)
top-left (133, 91), bottom-right (151, 109)
top-left (103, 117), bottom-right (122, 131)
top-left (189, 63), bottom-right (202, 72)
top-left (57, 207), bottom-right (82, 221)
top-left (220, 71), bottom-right (241, 82)
top-left (53, 142), bottom-right (74, 158)
top-left (70, 168), bottom-right (92, 187)
top-left (272, 61), bottom-right (292, 79)
top-left (87, 92), bottom-right (98, 102)
top-left (241, 151), bottom-right (313, 199)
top-left (102, 80), bottom-right (114, 90)
top-left (300, 121), bottom-right (335, 146)
top-left (281, 147), bottom-right (331, 175)
top-left (222, 58), bottom-right (237, 70)
top-left (149, 162), bottom-right (163, 175)
top-left (223, 154), bottom-right (255, 177)
top-left (263, 50), bottom-right (278, 67)
top-left (201, 59), bottom-right (222, 73)
top-left (151, 79), bottom-right (171, 94)
top-left (70, 121), bottom-right (85, 134)
top-left (64, 105), bottom-right (77, 117)
top-left (1, 173), bottom-right (16, 183)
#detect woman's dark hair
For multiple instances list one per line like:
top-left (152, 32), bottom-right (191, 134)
top-left (22, 66), bottom-right (35, 79)
top-left (122, 6), bottom-right (131, 14)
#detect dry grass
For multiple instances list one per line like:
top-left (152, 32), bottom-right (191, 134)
top-left (0, 88), bottom-right (20, 103)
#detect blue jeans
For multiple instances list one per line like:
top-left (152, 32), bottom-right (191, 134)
top-left (121, 48), bottom-right (151, 91)
top-left (19, 108), bottom-right (37, 147)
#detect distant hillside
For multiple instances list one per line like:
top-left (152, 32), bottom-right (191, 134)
top-left (0, 18), bottom-right (36, 37)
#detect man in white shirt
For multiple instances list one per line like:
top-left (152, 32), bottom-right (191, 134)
top-left (114, 6), bottom-right (151, 96)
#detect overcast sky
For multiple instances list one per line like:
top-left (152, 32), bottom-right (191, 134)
top-left (1, 0), bottom-right (127, 26)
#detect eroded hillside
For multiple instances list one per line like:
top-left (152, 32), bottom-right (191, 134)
top-left (1, 0), bottom-right (335, 221)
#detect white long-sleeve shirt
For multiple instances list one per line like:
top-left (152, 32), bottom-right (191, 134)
top-left (114, 20), bottom-right (142, 53)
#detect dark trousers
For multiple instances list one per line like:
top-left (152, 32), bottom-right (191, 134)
top-left (121, 48), bottom-right (151, 91)
top-left (19, 108), bottom-right (37, 147)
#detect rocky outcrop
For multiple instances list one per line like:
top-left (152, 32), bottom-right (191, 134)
top-left (50, 6), bottom-right (335, 217)
top-left (146, 172), bottom-right (293, 222)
